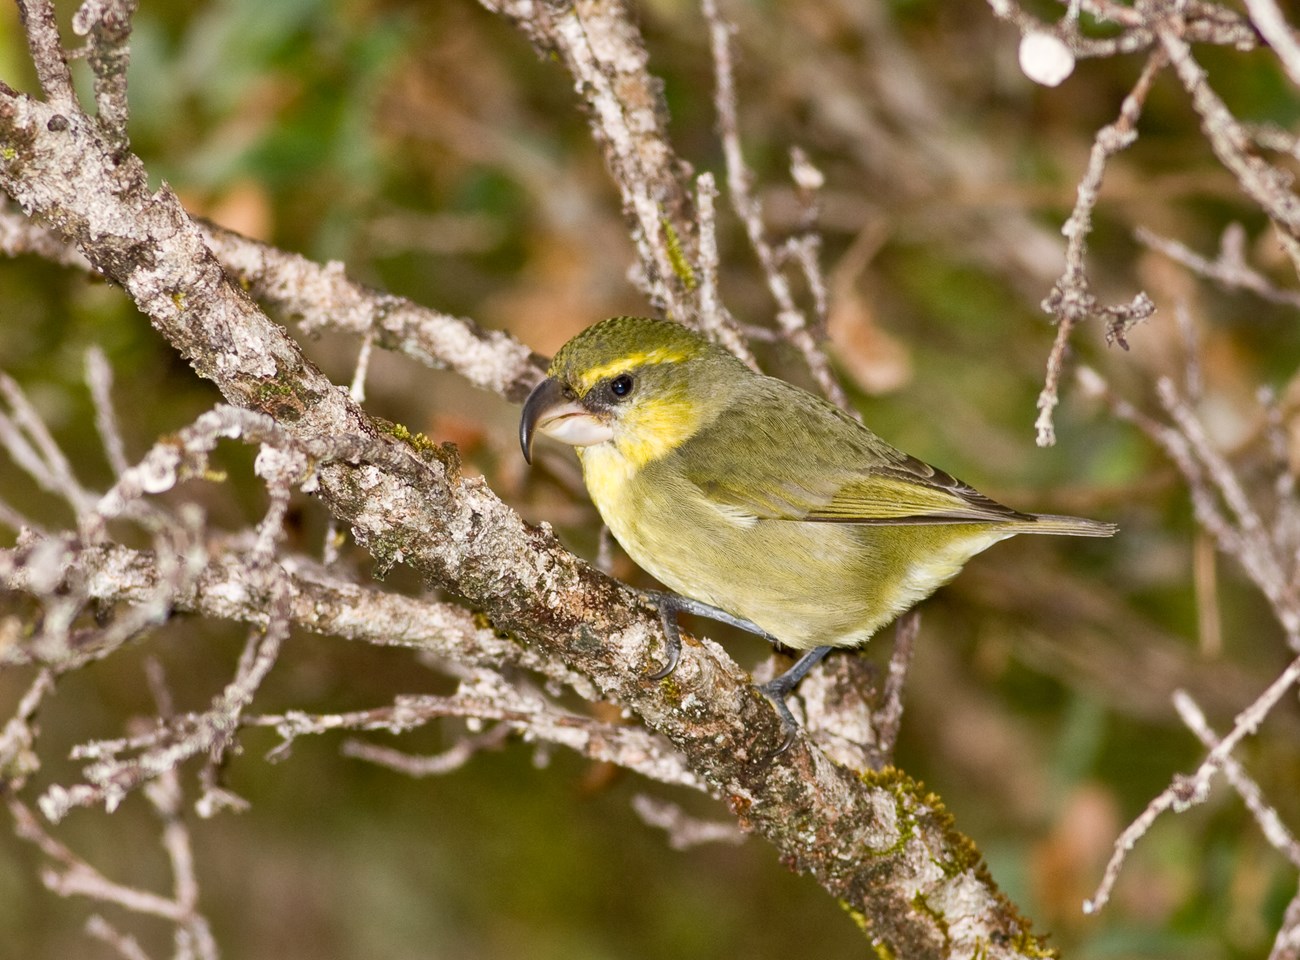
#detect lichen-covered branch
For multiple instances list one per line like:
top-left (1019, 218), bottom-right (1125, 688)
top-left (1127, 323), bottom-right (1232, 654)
top-left (0, 202), bottom-right (550, 405)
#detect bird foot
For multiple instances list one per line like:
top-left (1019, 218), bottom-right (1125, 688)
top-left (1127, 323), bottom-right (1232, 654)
top-left (756, 645), bottom-right (834, 755)
top-left (639, 590), bottom-right (773, 680)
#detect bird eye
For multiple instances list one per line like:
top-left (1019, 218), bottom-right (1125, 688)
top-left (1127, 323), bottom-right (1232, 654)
top-left (609, 374), bottom-right (634, 399)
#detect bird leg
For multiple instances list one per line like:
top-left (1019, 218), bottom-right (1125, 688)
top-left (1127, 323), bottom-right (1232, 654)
top-left (758, 645), bottom-right (834, 751)
top-left (642, 590), bottom-right (830, 753)
top-left (641, 590), bottom-right (776, 680)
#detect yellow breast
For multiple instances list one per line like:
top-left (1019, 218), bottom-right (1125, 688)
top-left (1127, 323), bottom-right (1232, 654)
top-left (577, 394), bottom-right (703, 507)
top-left (577, 442), bottom-right (641, 517)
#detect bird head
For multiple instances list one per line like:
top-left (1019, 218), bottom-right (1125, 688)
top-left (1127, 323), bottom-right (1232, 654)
top-left (520, 316), bottom-right (740, 466)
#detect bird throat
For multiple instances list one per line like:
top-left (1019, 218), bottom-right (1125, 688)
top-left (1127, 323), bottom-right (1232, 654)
top-left (577, 394), bottom-right (702, 501)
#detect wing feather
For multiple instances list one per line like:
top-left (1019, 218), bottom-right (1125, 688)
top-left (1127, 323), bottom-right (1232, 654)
top-left (672, 378), bottom-right (1030, 527)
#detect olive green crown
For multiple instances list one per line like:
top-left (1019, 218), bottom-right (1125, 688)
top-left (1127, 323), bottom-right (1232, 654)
top-left (549, 317), bottom-right (717, 392)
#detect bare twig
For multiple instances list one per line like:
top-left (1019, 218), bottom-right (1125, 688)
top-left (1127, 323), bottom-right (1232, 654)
top-left (85, 347), bottom-right (131, 475)
top-left (986, 0), bottom-right (1258, 60)
top-left (1174, 691), bottom-right (1300, 869)
top-left (71, 0), bottom-right (140, 154)
top-left (694, 171), bottom-right (757, 367)
top-left (1035, 48), bottom-right (1164, 446)
top-left (1136, 224), bottom-right (1300, 309)
top-left (1271, 882), bottom-right (1300, 960)
top-left (15, 0), bottom-right (76, 104)
top-left (1158, 20), bottom-right (1300, 242)
top-left (0, 371), bottom-right (98, 517)
top-left (0, 198), bottom-right (90, 266)
top-left (1155, 378), bottom-right (1298, 636)
top-left (34, 579), bottom-right (291, 823)
top-left (258, 675), bottom-right (704, 791)
top-left (0, 207), bottom-right (548, 404)
top-left (85, 916), bottom-right (154, 960)
top-left (143, 661), bottom-right (219, 960)
top-left (0, 492), bottom-right (40, 533)
top-left (631, 794), bottom-right (744, 849)
top-left (703, 0), bottom-right (848, 409)
top-left (323, 317), bottom-right (380, 565)
top-left (347, 327), bottom-right (376, 405)
top-left (9, 796), bottom-right (193, 924)
top-left (480, 0), bottom-right (698, 322)
top-left (1244, 0), bottom-right (1300, 93)
top-left (0, 668), bottom-right (55, 790)
top-left (341, 724), bottom-right (513, 777)
top-left (1077, 366), bottom-right (1300, 648)
top-left (1086, 654), bottom-right (1300, 913)
top-left (875, 610), bottom-right (920, 762)
top-left (787, 146), bottom-right (831, 331)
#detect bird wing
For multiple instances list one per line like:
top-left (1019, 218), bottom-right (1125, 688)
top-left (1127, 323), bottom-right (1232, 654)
top-left (673, 380), bottom-right (1030, 526)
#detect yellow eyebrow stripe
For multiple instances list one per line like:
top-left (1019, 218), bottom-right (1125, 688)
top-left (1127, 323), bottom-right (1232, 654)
top-left (574, 346), bottom-right (689, 393)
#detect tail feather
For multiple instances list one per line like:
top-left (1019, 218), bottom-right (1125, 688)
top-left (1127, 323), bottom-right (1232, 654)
top-left (1018, 513), bottom-right (1117, 537)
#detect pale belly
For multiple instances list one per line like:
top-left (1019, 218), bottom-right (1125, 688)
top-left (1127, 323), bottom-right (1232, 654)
top-left (578, 443), bottom-right (1011, 650)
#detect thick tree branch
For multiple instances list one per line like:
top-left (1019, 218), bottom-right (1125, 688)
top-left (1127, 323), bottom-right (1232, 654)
top-left (0, 537), bottom-right (598, 694)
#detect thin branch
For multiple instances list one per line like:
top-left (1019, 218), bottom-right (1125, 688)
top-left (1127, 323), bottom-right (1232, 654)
top-left (0, 198), bottom-right (91, 266)
top-left (1155, 378), bottom-right (1298, 636)
top-left (85, 916), bottom-right (154, 960)
top-left (1158, 19), bottom-right (1300, 241)
top-left (0, 370), bottom-right (98, 517)
top-left (15, 0), bottom-right (77, 104)
top-left (787, 146), bottom-right (831, 332)
top-left (874, 610), bottom-right (920, 763)
top-left (35, 580), bottom-right (291, 823)
top-left (703, 0), bottom-right (848, 409)
top-left (0, 668), bottom-right (55, 791)
top-left (694, 171), bottom-right (757, 367)
top-left (631, 794), bottom-right (744, 849)
top-left (71, 0), bottom-right (140, 154)
top-left (480, 0), bottom-right (698, 322)
top-left (202, 225), bottom-right (550, 403)
top-left (1271, 882), bottom-right (1300, 960)
top-left (1243, 0), bottom-right (1300, 93)
top-left (259, 672), bottom-right (704, 791)
top-left (1136, 224), bottom-right (1300, 309)
top-left (0, 492), bottom-right (41, 533)
top-left (1077, 366), bottom-right (1233, 531)
top-left (143, 660), bottom-right (219, 960)
top-left (85, 346), bottom-right (131, 475)
top-left (9, 796), bottom-right (191, 924)
top-left (1086, 654), bottom-right (1300, 913)
top-left (347, 327), bottom-right (376, 404)
top-left (986, 0), bottom-right (1258, 60)
top-left (1035, 47), bottom-right (1164, 446)
top-left (1174, 691), bottom-right (1300, 869)
top-left (341, 724), bottom-right (513, 777)
top-left (0, 208), bottom-right (548, 404)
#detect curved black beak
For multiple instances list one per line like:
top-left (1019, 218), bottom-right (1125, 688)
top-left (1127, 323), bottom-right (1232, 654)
top-left (520, 377), bottom-right (567, 464)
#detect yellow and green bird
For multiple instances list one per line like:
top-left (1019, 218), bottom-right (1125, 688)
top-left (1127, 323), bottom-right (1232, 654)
top-left (520, 316), bottom-right (1115, 737)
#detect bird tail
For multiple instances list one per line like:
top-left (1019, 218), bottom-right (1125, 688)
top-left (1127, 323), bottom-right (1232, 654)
top-left (1016, 513), bottom-right (1117, 537)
